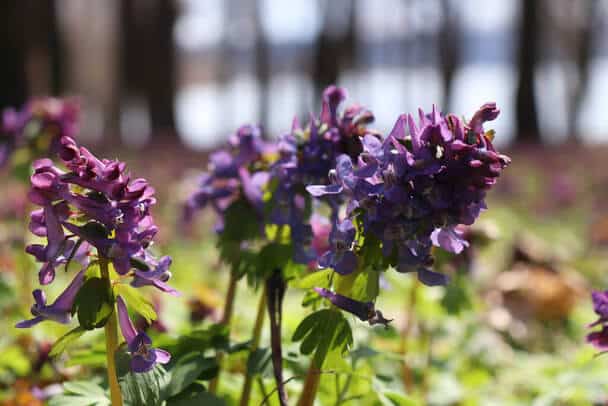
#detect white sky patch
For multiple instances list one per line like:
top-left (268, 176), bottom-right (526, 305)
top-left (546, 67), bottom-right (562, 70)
top-left (580, 58), bottom-right (608, 143)
top-left (175, 0), bottom-right (224, 51)
top-left (260, 0), bottom-right (321, 44)
top-left (176, 84), bottom-right (224, 149)
top-left (452, 64), bottom-right (516, 146)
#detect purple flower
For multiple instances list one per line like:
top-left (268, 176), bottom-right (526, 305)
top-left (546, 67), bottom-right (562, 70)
top-left (306, 103), bottom-right (510, 287)
top-left (16, 270), bottom-right (85, 328)
top-left (117, 296), bottom-right (170, 373)
top-left (21, 136), bottom-right (174, 339)
top-left (431, 227), bottom-right (469, 254)
top-left (587, 327), bottom-right (608, 351)
top-left (184, 125), bottom-right (270, 231)
top-left (314, 288), bottom-right (391, 326)
top-left (318, 219), bottom-right (358, 275)
top-left (1, 98), bottom-right (79, 168)
top-left (24, 136), bottom-right (171, 289)
top-left (587, 290), bottom-right (608, 352)
top-left (270, 86), bottom-right (378, 264)
top-left (590, 291), bottom-right (608, 327)
top-left (131, 255), bottom-right (179, 296)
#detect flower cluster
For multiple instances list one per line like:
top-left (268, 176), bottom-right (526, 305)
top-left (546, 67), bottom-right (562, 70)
top-left (587, 291), bottom-right (608, 351)
top-left (184, 125), bottom-right (271, 232)
top-left (308, 103), bottom-right (510, 322)
top-left (17, 136), bottom-right (173, 372)
top-left (1, 98), bottom-right (79, 168)
top-left (182, 85), bottom-right (510, 328)
top-left (270, 86), bottom-right (377, 263)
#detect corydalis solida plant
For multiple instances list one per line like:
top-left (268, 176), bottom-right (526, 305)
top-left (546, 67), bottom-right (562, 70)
top-left (307, 102), bottom-right (510, 325)
top-left (184, 86), bottom-right (510, 405)
top-left (17, 136), bottom-right (174, 405)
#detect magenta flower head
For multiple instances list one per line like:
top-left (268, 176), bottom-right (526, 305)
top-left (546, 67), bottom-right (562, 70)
top-left (25, 136), bottom-right (171, 288)
top-left (1, 98), bottom-right (79, 169)
top-left (587, 291), bottom-right (608, 351)
top-left (19, 136), bottom-right (174, 373)
top-left (117, 296), bottom-right (170, 373)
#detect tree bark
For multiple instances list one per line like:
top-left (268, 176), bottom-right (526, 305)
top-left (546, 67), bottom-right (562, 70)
top-left (515, 0), bottom-right (541, 143)
top-left (0, 1), bottom-right (28, 109)
top-left (438, 0), bottom-right (460, 112)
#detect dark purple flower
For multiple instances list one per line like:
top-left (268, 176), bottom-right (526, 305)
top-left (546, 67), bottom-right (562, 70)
top-left (590, 291), bottom-right (608, 327)
top-left (306, 103), bottom-right (510, 287)
top-left (184, 124), bottom-right (270, 231)
top-left (314, 288), bottom-right (391, 326)
top-left (131, 255), bottom-right (179, 296)
top-left (318, 219), bottom-right (358, 275)
top-left (117, 296), bottom-right (170, 373)
top-left (587, 327), bottom-right (608, 351)
top-left (16, 270), bottom-right (85, 328)
top-left (270, 86), bottom-right (377, 264)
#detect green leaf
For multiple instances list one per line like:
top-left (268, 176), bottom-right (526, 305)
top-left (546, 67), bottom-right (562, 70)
top-left (165, 352), bottom-right (218, 398)
top-left (114, 284), bottom-right (157, 324)
top-left (440, 270), bottom-right (472, 315)
top-left (293, 269), bottom-right (332, 289)
top-left (218, 198), bottom-right (262, 244)
top-left (72, 277), bottom-right (114, 330)
top-left (257, 242), bottom-right (292, 276)
top-left (292, 309), bottom-right (353, 367)
top-left (50, 326), bottom-right (87, 357)
top-left (63, 381), bottom-right (107, 396)
top-left (171, 325), bottom-right (230, 355)
top-left (0, 277), bottom-right (15, 307)
top-left (48, 381), bottom-right (110, 406)
top-left (120, 364), bottom-right (170, 406)
top-left (246, 347), bottom-right (272, 376)
top-left (167, 391), bottom-right (226, 406)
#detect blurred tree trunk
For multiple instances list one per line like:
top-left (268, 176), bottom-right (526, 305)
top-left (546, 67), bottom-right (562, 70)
top-left (515, 0), bottom-right (541, 143)
top-left (24, 0), bottom-right (64, 96)
top-left (146, 0), bottom-right (177, 140)
top-left (567, 0), bottom-right (597, 142)
top-left (255, 0), bottom-right (270, 132)
top-left (0, 1), bottom-right (28, 109)
top-left (438, 0), bottom-right (460, 112)
top-left (120, 0), bottom-right (178, 143)
top-left (312, 1), bottom-right (357, 101)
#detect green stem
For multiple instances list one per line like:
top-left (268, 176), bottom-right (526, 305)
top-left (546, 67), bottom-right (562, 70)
top-left (239, 285), bottom-right (267, 406)
top-left (296, 363), bottom-right (321, 406)
top-left (100, 258), bottom-right (123, 406)
top-left (209, 269), bottom-right (239, 394)
top-left (400, 279), bottom-right (419, 394)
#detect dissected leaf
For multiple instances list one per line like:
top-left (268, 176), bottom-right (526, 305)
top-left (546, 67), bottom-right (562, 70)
top-left (114, 283), bottom-right (157, 323)
top-left (50, 326), bottom-right (87, 357)
top-left (292, 309), bottom-right (353, 367)
top-left (48, 381), bottom-right (110, 406)
top-left (246, 347), bottom-right (272, 376)
top-left (293, 269), bottom-right (332, 289)
top-left (120, 364), bottom-right (169, 406)
top-left (165, 352), bottom-right (218, 398)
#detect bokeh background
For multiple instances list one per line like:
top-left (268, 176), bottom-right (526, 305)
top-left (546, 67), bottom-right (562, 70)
top-left (2, 0), bottom-right (608, 148)
top-left (4, 0), bottom-right (608, 404)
